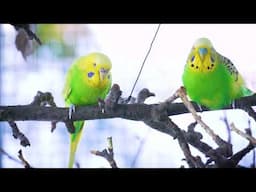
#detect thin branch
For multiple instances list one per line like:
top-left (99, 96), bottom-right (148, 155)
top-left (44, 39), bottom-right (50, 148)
top-left (230, 122), bottom-right (256, 144)
top-left (229, 144), bottom-right (254, 167)
top-left (11, 24), bottom-right (42, 45)
top-left (165, 118), bottom-right (204, 168)
top-left (130, 129), bottom-right (150, 168)
top-left (30, 91), bottom-right (58, 133)
top-left (220, 111), bottom-right (232, 144)
top-left (176, 87), bottom-right (232, 157)
top-left (91, 137), bottom-right (118, 168)
top-left (8, 121), bottom-right (30, 147)
top-left (0, 148), bottom-right (23, 166)
top-left (245, 120), bottom-right (256, 168)
top-left (18, 149), bottom-right (32, 168)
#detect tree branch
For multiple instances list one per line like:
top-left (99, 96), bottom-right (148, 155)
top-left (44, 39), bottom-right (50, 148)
top-left (18, 149), bottom-right (32, 168)
top-left (1, 94), bottom-right (256, 122)
top-left (91, 137), bottom-right (118, 168)
top-left (0, 86), bottom-right (256, 167)
top-left (8, 121), bottom-right (30, 147)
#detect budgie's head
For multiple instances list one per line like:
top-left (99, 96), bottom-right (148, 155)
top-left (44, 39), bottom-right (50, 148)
top-left (76, 52), bottom-right (112, 88)
top-left (186, 37), bottom-right (217, 73)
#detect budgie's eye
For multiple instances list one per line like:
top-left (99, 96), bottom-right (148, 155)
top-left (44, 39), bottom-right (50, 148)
top-left (87, 72), bottom-right (95, 78)
top-left (191, 55), bottom-right (195, 62)
top-left (107, 74), bottom-right (110, 79)
top-left (93, 63), bottom-right (96, 67)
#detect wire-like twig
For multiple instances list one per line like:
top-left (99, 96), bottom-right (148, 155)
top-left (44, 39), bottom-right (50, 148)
top-left (128, 24), bottom-right (161, 101)
top-left (18, 149), bottom-right (32, 168)
top-left (91, 137), bottom-right (118, 168)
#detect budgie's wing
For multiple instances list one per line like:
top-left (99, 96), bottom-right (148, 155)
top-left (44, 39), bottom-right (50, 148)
top-left (218, 53), bottom-right (239, 81)
top-left (63, 67), bottom-right (73, 104)
top-left (219, 52), bottom-right (254, 96)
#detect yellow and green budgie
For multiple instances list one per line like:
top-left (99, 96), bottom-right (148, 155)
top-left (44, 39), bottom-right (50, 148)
top-left (63, 52), bottom-right (112, 168)
top-left (182, 37), bottom-right (253, 110)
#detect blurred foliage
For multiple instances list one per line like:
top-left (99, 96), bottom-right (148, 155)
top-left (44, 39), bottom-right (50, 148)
top-left (35, 24), bottom-right (76, 58)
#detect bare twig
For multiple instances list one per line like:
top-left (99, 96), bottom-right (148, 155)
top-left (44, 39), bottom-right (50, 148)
top-left (75, 162), bottom-right (80, 168)
top-left (230, 122), bottom-right (256, 144)
top-left (176, 87), bottom-right (217, 142)
top-left (104, 84), bottom-right (122, 111)
top-left (130, 129), bottom-right (150, 168)
top-left (165, 90), bottom-right (179, 103)
top-left (176, 87), bottom-right (232, 157)
top-left (220, 111), bottom-right (231, 144)
top-left (0, 148), bottom-right (23, 165)
top-left (30, 91), bottom-right (60, 133)
top-left (244, 120), bottom-right (256, 168)
top-left (18, 149), bottom-right (32, 168)
top-left (136, 88), bottom-right (155, 104)
top-left (165, 118), bottom-right (204, 168)
top-left (233, 96), bottom-right (256, 122)
top-left (91, 137), bottom-right (118, 168)
top-left (30, 91), bottom-right (56, 107)
top-left (8, 121), bottom-right (30, 147)
top-left (11, 24), bottom-right (42, 45)
top-left (229, 143), bottom-right (254, 167)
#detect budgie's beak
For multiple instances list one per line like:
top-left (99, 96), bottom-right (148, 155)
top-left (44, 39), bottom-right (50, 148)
top-left (99, 68), bottom-right (109, 82)
top-left (198, 47), bottom-right (208, 61)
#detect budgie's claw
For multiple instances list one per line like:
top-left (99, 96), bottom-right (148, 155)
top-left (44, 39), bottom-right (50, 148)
top-left (69, 104), bottom-right (76, 119)
top-left (98, 99), bottom-right (105, 113)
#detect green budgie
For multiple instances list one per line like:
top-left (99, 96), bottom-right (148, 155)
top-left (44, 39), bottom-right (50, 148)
top-left (63, 52), bottom-right (112, 168)
top-left (182, 37), bottom-right (253, 110)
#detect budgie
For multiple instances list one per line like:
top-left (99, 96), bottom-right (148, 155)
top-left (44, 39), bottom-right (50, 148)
top-left (182, 37), bottom-right (253, 110)
top-left (63, 52), bottom-right (112, 168)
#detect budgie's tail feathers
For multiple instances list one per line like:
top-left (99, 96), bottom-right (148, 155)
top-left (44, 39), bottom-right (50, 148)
top-left (242, 86), bottom-right (255, 97)
top-left (68, 121), bottom-right (84, 168)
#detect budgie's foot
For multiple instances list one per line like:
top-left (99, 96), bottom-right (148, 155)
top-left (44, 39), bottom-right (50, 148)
top-left (69, 104), bottom-right (76, 119)
top-left (98, 99), bottom-right (105, 113)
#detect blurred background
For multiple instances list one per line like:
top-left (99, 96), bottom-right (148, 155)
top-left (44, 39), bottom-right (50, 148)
top-left (0, 24), bottom-right (256, 168)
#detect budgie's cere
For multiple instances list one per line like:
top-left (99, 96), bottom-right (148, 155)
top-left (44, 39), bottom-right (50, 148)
top-left (182, 37), bottom-right (253, 110)
top-left (63, 52), bottom-right (112, 168)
